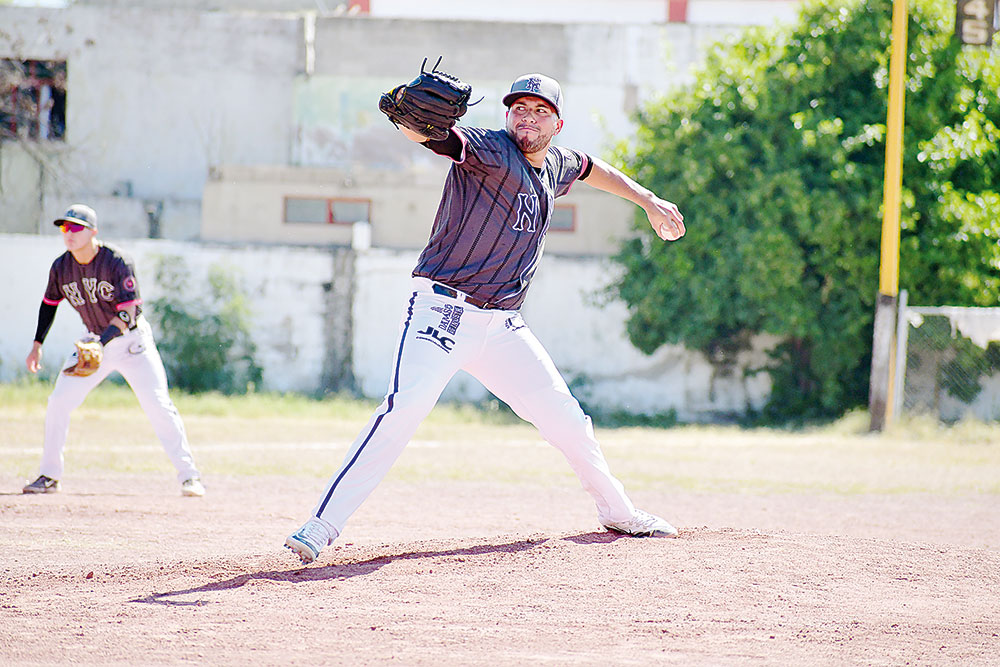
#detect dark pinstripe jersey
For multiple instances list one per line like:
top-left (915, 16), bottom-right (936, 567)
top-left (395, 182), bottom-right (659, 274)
top-left (412, 127), bottom-right (589, 310)
top-left (42, 243), bottom-right (143, 335)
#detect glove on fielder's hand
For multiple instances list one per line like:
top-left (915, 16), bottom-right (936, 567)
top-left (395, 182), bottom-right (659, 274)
top-left (379, 57), bottom-right (475, 141)
top-left (63, 337), bottom-right (103, 377)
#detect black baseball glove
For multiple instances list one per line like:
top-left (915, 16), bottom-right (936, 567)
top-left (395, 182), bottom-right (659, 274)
top-left (379, 57), bottom-right (474, 141)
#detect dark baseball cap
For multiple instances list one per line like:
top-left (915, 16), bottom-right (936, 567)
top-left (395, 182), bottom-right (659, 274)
top-left (502, 73), bottom-right (563, 117)
top-left (53, 203), bottom-right (98, 230)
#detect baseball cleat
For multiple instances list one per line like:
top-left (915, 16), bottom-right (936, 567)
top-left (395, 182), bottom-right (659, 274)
top-left (181, 478), bottom-right (206, 497)
top-left (602, 509), bottom-right (679, 538)
top-left (285, 517), bottom-right (336, 564)
top-left (22, 475), bottom-right (60, 494)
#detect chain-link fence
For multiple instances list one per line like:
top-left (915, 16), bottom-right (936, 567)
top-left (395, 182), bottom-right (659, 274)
top-left (897, 298), bottom-right (1000, 423)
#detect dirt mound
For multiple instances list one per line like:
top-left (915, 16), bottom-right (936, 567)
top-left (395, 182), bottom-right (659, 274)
top-left (3, 473), bottom-right (999, 665)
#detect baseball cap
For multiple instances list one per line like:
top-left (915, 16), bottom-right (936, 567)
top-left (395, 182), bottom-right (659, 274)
top-left (503, 73), bottom-right (563, 117)
top-left (53, 203), bottom-right (98, 230)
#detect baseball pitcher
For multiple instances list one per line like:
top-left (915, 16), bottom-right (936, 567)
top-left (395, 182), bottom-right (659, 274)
top-left (22, 204), bottom-right (204, 497)
top-left (286, 64), bottom-right (685, 564)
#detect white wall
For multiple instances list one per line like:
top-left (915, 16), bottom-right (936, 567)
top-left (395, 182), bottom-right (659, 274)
top-left (1, 233), bottom-right (772, 419)
top-left (0, 233), bottom-right (333, 393)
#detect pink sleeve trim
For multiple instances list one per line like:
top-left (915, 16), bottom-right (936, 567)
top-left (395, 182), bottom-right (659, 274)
top-left (452, 128), bottom-right (469, 164)
top-left (42, 297), bottom-right (62, 306)
top-left (562, 151), bottom-right (590, 196)
top-left (116, 299), bottom-right (143, 310)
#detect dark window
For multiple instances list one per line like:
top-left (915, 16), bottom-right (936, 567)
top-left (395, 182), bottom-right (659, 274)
top-left (0, 60), bottom-right (67, 142)
top-left (284, 197), bottom-right (371, 225)
top-left (550, 204), bottom-right (576, 232)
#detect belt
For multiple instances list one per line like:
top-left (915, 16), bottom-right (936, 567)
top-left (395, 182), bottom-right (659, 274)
top-left (432, 283), bottom-right (502, 310)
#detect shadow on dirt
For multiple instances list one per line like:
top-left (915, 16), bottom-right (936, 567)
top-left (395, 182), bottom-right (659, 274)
top-left (130, 531), bottom-right (624, 606)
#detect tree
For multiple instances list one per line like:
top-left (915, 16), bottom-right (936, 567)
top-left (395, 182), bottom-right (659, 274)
top-left (611, 0), bottom-right (1000, 423)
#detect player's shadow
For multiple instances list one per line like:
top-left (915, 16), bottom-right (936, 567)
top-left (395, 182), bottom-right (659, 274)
top-left (130, 531), bottom-right (622, 607)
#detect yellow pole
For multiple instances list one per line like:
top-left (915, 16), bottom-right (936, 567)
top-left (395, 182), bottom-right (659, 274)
top-left (880, 0), bottom-right (908, 297)
top-left (870, 0), bottom-right (908, 430)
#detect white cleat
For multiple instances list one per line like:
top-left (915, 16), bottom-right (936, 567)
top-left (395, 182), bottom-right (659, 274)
top-left (285, 517), bottom-right (336, 564)
top-left (602, 509), bottom-right (679, 538)
top-left (181, 478), bottom-right (206, 497)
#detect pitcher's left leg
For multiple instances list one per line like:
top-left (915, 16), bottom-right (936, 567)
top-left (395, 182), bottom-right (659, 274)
top-left (464, 313), bottom-right (635, 524)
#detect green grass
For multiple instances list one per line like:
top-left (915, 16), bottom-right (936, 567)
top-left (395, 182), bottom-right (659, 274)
top-left (3, 381), bottom-right (999, 494)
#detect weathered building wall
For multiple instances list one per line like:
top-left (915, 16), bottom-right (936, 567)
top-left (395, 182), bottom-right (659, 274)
top-left (2, 5), bottom-right (739, 254)
top-left (0, 6), bottom-right (300, 239)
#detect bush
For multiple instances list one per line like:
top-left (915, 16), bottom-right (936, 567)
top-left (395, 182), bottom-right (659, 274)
top-left (147, 256), bottom-right (263, 394)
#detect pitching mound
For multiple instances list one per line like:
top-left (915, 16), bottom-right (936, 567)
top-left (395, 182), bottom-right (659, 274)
top-left (3, 474), bottom-right (999, 665)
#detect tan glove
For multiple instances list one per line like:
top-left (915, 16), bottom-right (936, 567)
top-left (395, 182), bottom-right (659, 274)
top-left (63, 338), bottom-right (103, 377)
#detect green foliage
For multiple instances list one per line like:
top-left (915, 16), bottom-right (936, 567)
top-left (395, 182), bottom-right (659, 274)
top-left (611, 0), bottom-right (1000, 423)
top-left (147, 256), bottom-right (263, 394)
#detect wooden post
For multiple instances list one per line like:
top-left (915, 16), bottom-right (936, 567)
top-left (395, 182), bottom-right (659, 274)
top-left (869, 293), bottom-right (897, 431)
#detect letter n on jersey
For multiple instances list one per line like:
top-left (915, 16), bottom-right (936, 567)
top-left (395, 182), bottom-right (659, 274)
top-left (513, 193), bottom-right (540, 232)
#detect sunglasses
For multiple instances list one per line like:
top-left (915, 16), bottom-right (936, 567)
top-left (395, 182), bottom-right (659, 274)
top-left (59, 222), bottom-right (88, 233)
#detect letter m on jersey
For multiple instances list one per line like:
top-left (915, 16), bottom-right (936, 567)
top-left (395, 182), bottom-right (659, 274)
top-left (512, 192), bottom-right (540, 233)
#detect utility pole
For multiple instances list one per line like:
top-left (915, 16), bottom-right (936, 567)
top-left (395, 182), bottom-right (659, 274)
top-left (868, 0), bottom-right (908, 432)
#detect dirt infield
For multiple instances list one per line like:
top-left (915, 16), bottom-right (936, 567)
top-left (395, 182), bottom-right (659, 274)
top-left (4, 467), bottom-right (999, 666)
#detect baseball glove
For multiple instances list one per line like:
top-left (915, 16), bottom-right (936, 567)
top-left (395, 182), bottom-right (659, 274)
top-left (63, 338), bottom-right (103, 377)
top-left (379, 57), bottom-right (474, 141)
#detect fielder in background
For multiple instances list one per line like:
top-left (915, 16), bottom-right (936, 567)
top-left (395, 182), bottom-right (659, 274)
top-left (22, 204), bottom-right (205, 498)
top-left (286, 66), bottom-right (686, 564)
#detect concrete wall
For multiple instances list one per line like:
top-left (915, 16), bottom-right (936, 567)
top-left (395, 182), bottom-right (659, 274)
top-left (0, 233), bottom-right (772, 420)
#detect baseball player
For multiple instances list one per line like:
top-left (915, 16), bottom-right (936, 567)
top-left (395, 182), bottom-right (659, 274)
top-left (285, 71), bottom-right (685, 564)
top-left (22, 204), bottom-right (205, 497)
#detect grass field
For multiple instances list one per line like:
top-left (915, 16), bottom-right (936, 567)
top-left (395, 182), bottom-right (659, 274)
top-left (4, 380), bottom-right (999, 493)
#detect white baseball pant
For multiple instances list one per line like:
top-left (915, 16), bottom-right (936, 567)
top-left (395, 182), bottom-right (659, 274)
top-left (311, 277), bottom-right (637, 534)
top-left (38, 317), bottom-right (200, 483)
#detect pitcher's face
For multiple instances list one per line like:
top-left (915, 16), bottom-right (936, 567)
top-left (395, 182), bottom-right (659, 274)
top-left (505, 96), bottom-right (563, 155)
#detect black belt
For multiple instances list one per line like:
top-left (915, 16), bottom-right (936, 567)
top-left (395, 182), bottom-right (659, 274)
top-left (432, 283), bottom-right (502, 310)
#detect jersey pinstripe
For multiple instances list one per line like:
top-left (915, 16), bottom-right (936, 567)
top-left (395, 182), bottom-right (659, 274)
top-left (412, 127), bottom-right (588, 310)
top-left (42, 243), bottom-right (143, 335)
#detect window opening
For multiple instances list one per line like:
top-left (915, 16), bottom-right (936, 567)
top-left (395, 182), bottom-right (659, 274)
top-left (1, 59), bottom-right (67, 142)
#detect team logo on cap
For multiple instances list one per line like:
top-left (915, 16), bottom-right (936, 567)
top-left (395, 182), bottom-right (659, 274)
top-left (524, 77), bottom-right (542, 93)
